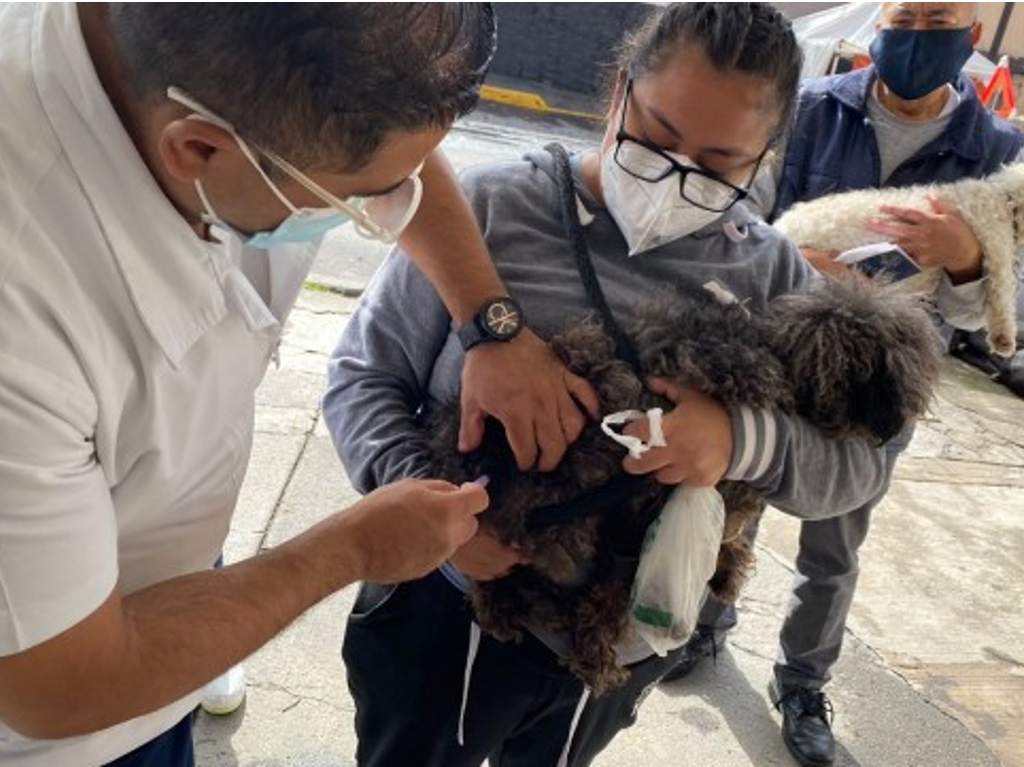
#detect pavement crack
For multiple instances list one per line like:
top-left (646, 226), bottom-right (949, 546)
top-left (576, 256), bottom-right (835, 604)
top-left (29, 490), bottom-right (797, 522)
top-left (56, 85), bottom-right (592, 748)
top-left (280, 346), bottom-right (329, 357)
top-left (255, 403), bottom-right (319, 413)
top-left (937, 400), bottom-right (1024, 451)
top-left (725, 641), bottom-right (776, 663)
top-left (248, 680), bottom-right (353, 714)
top-left (257, 409), bottom-right (321, 553)
top-left (896, 477), bottom-right (1024, 489)
top-left (301, 307), bottom-right (353, 317)
top-left (983, 646), bottom-right (1024, 668)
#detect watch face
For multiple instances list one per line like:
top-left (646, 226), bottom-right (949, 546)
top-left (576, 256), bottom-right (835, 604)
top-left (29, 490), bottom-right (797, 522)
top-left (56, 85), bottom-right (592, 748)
top-left (483, 298), bottom-right (522, 340)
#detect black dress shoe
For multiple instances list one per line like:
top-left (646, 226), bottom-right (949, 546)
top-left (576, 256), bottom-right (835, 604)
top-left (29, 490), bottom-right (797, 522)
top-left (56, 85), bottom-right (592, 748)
top-left (770, 682), bottom-right (836, 767)
top-left (658, 627), bottom-right (725, 683)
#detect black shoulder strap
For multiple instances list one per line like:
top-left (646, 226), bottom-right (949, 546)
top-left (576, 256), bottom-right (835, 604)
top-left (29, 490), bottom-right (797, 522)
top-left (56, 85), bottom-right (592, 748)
top-left (544, 143), bottom-right (642, 373)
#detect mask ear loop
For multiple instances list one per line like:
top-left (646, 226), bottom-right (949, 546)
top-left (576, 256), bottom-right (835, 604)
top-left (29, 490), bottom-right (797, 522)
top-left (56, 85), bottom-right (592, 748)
top-left (193, 179), bottom-right (219, 225)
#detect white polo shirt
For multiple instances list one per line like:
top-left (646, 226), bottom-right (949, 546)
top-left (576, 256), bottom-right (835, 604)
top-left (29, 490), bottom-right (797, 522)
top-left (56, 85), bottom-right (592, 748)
top-left (0, 3), bottom-right (317, 764)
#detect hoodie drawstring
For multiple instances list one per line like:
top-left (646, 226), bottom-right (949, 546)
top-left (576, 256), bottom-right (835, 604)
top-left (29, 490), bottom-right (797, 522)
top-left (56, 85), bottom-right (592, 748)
top-left (556, 686), bottom-right (591, 767)
top-left (457, 621), bottom-right (482, 746)
top-left (455, 620), bottom-right (592, 767)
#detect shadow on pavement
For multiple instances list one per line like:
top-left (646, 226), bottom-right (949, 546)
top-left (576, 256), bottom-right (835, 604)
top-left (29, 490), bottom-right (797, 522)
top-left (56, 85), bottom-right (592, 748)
top-left (193, 699), bottom-right (245, 767)
top-left (659, 648), bottom-right (862, 767)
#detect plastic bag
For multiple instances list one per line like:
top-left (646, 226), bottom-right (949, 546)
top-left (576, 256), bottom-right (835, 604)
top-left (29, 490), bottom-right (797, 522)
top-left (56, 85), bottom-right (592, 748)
top-left (629, 484), bottom-right (726, 656)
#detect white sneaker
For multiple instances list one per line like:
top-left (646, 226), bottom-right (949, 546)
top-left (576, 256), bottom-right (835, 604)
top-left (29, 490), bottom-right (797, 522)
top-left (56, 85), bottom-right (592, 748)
top-left (200, 664), bottom-right (246, 716)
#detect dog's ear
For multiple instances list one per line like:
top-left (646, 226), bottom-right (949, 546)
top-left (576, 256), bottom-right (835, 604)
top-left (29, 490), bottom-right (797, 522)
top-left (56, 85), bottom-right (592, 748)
top-left (424, 402), bottom-right (518, 488)
top-left (472, 417), bottom-right (523, 488)
top-left (769, 277), bottom-right (943, 443)
top-left (845, 346), bottom-right (906, 444)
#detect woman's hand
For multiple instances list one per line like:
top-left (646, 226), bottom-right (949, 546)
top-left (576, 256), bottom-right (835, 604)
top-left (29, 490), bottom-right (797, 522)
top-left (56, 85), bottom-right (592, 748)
top-left (459, 329), bottom-right (600, 472)
top-left (621, 378), bottom-right (733, 486)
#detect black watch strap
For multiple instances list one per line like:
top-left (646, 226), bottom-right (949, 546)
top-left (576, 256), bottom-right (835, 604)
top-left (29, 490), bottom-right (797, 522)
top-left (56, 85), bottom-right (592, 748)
top-left (457, 317), bottom-right (488, 351)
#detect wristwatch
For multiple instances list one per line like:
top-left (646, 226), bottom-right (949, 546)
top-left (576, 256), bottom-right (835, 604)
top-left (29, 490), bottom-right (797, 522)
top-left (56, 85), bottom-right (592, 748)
top-left (457, 296), bottom-right (524, 351)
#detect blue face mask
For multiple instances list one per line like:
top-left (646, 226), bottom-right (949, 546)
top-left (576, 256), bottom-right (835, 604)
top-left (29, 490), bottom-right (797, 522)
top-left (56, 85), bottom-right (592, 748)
top-left (245, 208), bottom-right (350, 249)
top-left (869, 27), bottom-right (975, 101)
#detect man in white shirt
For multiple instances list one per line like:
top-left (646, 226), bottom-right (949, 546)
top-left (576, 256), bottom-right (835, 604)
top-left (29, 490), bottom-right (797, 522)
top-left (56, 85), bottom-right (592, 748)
top-left (0, 4), bottom-right (601, 766)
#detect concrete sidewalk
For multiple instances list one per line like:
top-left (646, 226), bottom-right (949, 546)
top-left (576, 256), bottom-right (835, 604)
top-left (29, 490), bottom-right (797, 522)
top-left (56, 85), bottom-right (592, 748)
top-left (195, 286), bottom-right (1023, 767)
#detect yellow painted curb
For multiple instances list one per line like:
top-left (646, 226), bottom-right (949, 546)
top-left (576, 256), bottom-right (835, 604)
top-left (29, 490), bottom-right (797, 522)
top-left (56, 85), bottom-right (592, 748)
top-left (480, 84), bottom-right (602, 121)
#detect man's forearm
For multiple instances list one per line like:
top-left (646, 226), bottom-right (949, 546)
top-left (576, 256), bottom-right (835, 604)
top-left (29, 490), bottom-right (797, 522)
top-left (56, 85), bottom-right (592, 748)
top-left (398, 148), bottom-right (505, 325)
top-left (0, 479), bottom-right (481, 740)
top-left (35, 513), bottom-right (359, 738)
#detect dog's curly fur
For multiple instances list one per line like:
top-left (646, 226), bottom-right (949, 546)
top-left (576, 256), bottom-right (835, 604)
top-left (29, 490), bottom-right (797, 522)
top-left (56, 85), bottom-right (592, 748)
top-left (775, 163), bottom-right (1024, 358)
top-left (427, 277), bottom-right (943, 694)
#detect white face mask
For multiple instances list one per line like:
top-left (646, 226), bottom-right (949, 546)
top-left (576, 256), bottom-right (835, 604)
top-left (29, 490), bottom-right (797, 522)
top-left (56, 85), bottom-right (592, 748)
top-left (600, 143), bottom-right (724, 257)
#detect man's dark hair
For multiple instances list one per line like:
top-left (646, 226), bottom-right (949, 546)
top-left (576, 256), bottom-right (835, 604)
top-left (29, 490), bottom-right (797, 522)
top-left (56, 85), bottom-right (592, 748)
top-left (110, 3), bottom-right (496, 171)
top-left (615, 3), bottom-right (802, 145)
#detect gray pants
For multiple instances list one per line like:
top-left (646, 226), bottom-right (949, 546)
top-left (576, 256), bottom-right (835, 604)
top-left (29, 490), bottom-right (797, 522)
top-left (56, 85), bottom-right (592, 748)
top-left (699, 445), bottom-right (902, 694)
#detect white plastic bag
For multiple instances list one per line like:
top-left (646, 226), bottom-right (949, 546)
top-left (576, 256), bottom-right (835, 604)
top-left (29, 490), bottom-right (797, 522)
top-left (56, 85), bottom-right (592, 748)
top-left (629, 485), bottom-right (726, 656)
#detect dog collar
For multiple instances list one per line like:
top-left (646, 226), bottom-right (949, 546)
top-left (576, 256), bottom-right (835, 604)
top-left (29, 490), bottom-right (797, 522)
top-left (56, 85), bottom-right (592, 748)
top-left (526, 473), bottom-right (653, 532)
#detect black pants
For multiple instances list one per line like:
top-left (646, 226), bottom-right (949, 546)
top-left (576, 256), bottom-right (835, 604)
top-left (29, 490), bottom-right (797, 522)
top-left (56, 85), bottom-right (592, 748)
top-left (342, 571), bottom-right (685, 767)
top-left (102, 713), bottom-right (194, 767)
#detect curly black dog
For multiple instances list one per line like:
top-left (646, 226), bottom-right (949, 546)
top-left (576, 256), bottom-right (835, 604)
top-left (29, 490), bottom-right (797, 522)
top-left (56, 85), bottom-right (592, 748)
top-left (427, 277), bottom-right (942, 694)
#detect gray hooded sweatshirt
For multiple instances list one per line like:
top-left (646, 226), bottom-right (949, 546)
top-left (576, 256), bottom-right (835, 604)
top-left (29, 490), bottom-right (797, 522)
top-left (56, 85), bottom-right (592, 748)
top-left (323, 148), bottom-right (904, 666)
top-left (324, 150), bottom-right (896, 519)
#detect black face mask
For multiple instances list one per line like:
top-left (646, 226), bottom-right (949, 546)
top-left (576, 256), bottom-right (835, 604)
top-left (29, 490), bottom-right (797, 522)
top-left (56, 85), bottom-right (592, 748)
top-left (869, 27), bottom-right (975, 101)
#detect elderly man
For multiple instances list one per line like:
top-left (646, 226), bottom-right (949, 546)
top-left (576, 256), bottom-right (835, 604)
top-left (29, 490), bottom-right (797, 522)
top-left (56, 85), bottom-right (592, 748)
top-left (0, 4), bottom-right (600, 766)
top-left (666, 4), bottom-right (1022, 766)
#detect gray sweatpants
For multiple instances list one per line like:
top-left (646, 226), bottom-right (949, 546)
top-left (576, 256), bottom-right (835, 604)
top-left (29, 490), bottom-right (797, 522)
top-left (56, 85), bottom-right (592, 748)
top-left (699, 444), bottom-right (903, 693)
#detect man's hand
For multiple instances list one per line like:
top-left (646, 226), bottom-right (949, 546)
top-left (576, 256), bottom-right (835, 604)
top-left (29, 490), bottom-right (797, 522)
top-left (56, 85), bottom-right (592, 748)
top-left (459, 328), bottom-right (600, 472)
top-left (801, 247), bottom-right (847, 278)
top-left (449, 528), bottom-right (524, 581)
top-left (621, 378), bottom-right (733, 486)
top-left (341, 478), bottom-right (488, 584)
top-left (867, 194), bottom-right (983, 283)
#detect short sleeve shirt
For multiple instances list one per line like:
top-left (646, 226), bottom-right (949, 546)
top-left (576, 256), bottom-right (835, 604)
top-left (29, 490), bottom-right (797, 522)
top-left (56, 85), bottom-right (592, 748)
top-left (0, 3), bottom-right (316, 763)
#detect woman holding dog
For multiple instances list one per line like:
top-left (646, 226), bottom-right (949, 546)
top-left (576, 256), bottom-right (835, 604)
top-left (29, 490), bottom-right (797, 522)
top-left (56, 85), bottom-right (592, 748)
top-left (325, 4), bottom-right (896, 766)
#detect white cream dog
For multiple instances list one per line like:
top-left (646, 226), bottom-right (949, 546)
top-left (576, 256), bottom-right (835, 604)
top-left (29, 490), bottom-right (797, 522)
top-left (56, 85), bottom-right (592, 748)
top-left (775, 163), bottom-right (1024, 358)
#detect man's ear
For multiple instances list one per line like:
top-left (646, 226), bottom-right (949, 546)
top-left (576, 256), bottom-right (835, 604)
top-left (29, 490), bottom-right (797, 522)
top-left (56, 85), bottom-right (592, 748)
top-left (971, 21), bottom-right (983, 48)
top-left (157, 117), bottom-right (237, 185)
top-left (875, 1), bottom-right (890, 31)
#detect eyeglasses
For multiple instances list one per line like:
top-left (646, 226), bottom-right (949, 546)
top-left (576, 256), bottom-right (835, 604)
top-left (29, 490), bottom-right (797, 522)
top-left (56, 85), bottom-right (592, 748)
top-left (258, 145), bottom-right (423, 244)
top-left (167, 87), bottom-right (423, 244)
top-left (613, 80), bottom-right (763, 214)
